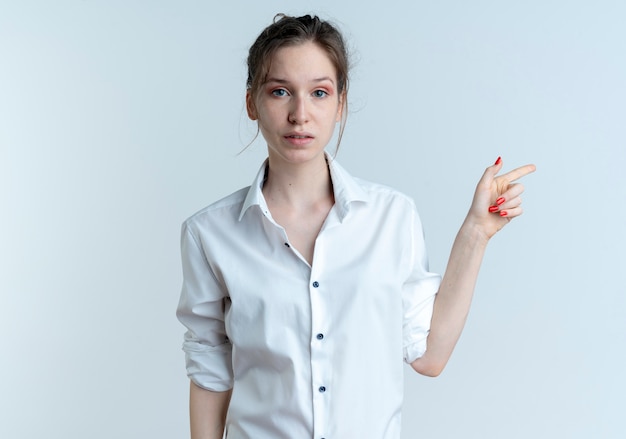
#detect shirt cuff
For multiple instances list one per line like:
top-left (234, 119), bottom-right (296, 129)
top-left (183, 340), bottom-right (234, 391)
top-left (403, 336), bottom-right (428, 364)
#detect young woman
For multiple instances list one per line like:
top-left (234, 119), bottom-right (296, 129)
top-left (176, 14), bottom-right (535, 439)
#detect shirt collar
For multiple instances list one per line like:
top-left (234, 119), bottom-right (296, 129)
top-left (238, 151), bottom-right (369, 222)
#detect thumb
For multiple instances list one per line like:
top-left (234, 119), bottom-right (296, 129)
top-left (478, 156), bottom-right (503, 186)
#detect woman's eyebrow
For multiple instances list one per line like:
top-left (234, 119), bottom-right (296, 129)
top-left (311, 76), bottom-right (335, 84)
top-left (265, 76), bottom-right (335, 85)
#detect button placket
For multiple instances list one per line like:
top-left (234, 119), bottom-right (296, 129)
top-left (309, 230), bottom-right (336, 439)
top-left (309, 269), bottom-right (329, 438)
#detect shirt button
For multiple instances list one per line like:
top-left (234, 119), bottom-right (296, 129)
top-left (312, 281), bottom-right (320, 288)
top-left (316, 333), bottom-right (324, 340)
top-left (319, 386), bottom-right (326, 393)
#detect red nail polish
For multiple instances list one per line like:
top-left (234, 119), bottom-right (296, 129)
top-left (496, 197), bottom-right (505, 205)
top-left (489, 205), bottom-right (499, 213)
top-left (500, 210), bottom-right (508, 217)
top-left (494, 156), bottom-right (502, 165)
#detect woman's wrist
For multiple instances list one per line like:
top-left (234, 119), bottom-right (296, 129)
top-left (458, 217), bottom-right (491, 249)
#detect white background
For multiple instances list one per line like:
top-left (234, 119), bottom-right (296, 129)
top-left (1, 1), bottom-right (625, 438)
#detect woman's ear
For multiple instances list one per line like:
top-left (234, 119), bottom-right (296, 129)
top-left (246, 90), bottom-right (258, 120)
top-left (336, 90), bottom-right (346, 122)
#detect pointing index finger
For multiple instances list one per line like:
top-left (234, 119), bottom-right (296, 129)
top-left (501, 164), bottom-right (537, 182)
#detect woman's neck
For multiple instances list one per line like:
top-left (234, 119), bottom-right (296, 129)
top-left (262, 154), bottom-right (334, 210)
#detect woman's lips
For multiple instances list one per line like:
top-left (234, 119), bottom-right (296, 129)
top-left (284, 132), bottom-right (314, 146)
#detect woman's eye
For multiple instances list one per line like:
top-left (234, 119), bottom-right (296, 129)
top-left (313, 90), bottom-right (328, 98)
top-left (272, 89), bottom-right (287, 97)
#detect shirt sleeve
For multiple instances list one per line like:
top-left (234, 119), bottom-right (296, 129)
top-left (176, 222), bottom-right (233, 391)
top-left (402, 204), bottom-right (442, 364)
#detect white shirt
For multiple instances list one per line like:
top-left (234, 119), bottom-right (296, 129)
top-left (176, 155), bottom-right (441, 439)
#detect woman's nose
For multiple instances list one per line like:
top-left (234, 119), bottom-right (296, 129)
top-left (288, 96), bottom-right (309, 125)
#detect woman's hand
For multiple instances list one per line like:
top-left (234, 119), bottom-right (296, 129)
top-left (465, 157), bottom-right (536, 241)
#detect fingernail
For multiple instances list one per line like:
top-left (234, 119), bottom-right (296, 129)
top-left (488, 205), bottom-right (499, 213)
top-left (494, 156), bottom-right (502, 165)
top-left (499, 210), bottom-right (508, 217)
top-left (496, 197), bottom-right (505, 205)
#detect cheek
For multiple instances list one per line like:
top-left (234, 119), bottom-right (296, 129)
top-left (256, 109), bottom-right (278, 129)
top-left (256, 111), bottom-right (283, 137)
top-left (256, 102), bottom-right (281, 121)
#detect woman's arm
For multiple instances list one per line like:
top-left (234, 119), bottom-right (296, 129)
top-left (189, 381), bottom-right (232, 439)
top-left (411, 158), bottom-right (536, 377)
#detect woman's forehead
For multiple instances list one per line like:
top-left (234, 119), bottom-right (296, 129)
top-left (266, 42), bottom-right (338, 83)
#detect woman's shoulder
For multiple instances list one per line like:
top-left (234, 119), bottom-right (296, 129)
top-left (353, 176), bottom-right (417, 210)
top-left (183, 186), bottom-right (250, 227)
top-left (330, 159), bottom-right (417, 210)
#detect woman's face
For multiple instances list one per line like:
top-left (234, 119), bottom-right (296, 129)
top-left (246, 41), bottom-right (344, 167)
